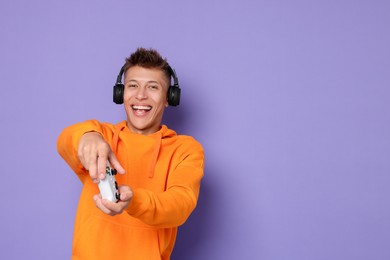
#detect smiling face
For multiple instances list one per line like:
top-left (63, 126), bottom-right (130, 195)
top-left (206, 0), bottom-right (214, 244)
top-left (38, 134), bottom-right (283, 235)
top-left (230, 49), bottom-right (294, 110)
top-left (123, 65), bottom-right (169, 135)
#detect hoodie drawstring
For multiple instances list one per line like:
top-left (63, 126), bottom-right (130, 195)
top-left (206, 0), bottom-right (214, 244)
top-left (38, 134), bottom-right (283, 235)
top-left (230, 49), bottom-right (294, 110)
top-left (112, 122), bottom-right (126, 153)
top-left (148, 132), bottom-right (162, 178)
top-left (112, 121), bottom-right (164, 179)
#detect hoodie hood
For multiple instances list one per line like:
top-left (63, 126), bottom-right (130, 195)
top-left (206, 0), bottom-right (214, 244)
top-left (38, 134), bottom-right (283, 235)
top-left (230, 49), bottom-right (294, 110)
top-left (111, 121), bottom-right (177, 178)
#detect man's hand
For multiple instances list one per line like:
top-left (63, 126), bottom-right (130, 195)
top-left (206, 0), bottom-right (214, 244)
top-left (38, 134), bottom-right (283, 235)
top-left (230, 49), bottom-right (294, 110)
top-left (78, 132), bottom-right (125, 183)
top-left (93, 185), bottom-right (133, 216)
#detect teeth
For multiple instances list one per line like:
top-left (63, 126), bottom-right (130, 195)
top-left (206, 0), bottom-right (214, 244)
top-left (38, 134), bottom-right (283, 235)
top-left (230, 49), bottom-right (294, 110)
top-left (132, 105), bottom-right (152, 111)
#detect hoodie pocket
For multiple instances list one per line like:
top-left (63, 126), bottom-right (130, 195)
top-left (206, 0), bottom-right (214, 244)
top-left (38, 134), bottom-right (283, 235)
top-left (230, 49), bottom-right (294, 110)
top-left (73, 215), bottom-right (161, 260)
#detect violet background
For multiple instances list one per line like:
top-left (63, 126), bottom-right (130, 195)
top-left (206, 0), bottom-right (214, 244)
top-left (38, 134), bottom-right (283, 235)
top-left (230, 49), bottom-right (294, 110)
top-left (1, 0), bottom-right (389, 259)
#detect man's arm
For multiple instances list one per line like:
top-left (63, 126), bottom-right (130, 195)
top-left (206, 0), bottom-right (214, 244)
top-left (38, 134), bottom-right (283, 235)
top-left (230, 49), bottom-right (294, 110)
top-left (78, 132), bottom-right (125, 183)
top-left (100, 146), bottom-right (204, 227)
top-left (57, 120), bottom-right (125, 183)
top-left (126, 144), bottom-right (204, 228)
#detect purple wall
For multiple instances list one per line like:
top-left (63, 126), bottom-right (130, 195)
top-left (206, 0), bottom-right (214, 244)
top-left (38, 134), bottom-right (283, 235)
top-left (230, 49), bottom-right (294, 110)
top-left (1, 0), bottom-right (389, 259)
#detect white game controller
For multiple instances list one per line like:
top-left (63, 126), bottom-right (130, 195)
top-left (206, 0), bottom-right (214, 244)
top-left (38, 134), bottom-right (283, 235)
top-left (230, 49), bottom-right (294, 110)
top-left (98, 163), bottom-right (120, 202)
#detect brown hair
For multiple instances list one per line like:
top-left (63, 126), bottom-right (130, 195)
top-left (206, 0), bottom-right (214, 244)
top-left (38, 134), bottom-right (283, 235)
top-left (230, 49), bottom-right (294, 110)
top-left (123, 47), bottom-right (171, 80)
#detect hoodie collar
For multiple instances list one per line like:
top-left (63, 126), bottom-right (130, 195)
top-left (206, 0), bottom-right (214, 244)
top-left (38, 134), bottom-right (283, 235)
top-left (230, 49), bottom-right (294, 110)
top-left (112, 121), bottom-right (176, 178)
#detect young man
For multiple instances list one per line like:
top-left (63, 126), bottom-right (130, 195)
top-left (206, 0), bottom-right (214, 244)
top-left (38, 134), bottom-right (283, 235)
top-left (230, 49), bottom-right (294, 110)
top-left (57, 48), bottom-right (204, 259)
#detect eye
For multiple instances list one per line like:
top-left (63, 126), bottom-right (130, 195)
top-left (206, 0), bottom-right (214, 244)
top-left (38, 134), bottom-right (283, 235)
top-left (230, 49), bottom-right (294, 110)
top-left (149, 85), bottom-right (159, 90)
top-left (127, 84), bottom-right (137, 88)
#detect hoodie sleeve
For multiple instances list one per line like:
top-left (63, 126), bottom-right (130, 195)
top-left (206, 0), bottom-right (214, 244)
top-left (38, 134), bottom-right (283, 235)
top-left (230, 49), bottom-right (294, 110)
top-left (56, 120), bottom-right (110, 183)
top-left (125, 138), bottom-right (204, 228)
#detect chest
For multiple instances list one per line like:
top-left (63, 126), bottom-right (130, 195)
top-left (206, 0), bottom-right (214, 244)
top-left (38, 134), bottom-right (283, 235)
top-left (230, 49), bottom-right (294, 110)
top-left (115, 138), bottom-right (182, 192)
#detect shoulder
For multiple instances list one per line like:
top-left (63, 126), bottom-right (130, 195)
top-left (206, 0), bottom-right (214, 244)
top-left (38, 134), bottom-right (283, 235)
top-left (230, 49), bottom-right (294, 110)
top-left (89, 120), bottom-right (126, 136)
top-left (175, 135), bottom-right (203, 150)
top-left (162, 126), bottom-right (203, 154)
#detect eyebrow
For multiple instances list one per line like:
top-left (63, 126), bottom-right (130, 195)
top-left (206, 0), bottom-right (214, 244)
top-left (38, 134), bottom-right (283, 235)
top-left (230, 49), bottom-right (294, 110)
top-left (126, 79), bottom-right (161, 85)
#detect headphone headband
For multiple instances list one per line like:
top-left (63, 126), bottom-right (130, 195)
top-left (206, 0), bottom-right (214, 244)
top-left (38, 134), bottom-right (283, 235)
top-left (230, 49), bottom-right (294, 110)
top-left (116, 66), bottom-right (125, 85)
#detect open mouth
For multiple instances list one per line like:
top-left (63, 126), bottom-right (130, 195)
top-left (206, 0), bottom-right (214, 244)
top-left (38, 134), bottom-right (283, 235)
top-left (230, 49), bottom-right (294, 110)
top-left (132, 105), bottom-right (152, 115)
top-left (132, 105), bottom-right (152, 111)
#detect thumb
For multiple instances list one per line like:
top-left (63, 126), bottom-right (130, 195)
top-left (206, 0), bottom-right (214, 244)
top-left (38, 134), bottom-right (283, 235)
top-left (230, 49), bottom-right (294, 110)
top-left (108, 152), bottom-right (126, 174)
top-left (118, 185), bottom-right (133, 201)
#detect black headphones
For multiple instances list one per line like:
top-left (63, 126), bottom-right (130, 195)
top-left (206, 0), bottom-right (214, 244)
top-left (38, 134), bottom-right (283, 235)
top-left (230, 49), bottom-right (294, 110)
top-left (113, 64), bottom-right (181, 106)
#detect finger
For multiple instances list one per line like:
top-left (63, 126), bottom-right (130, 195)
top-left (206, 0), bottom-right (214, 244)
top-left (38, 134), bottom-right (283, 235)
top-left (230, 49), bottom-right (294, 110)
top-left (101, 199), bottom-right (129, 215)
top-left (120, 192), bottom-right (132, 202)
top-left (78, 133), bottom-right (95, 171)
top-left (100, 185), bottom-right (133, 215)
top-left (118, 185), bottom-right (132, 192)
top-left (77, 151), bottom-right (86, 170)
top-left (108, 152), bottom-right (126, 174)
top-left (88, 154), bottom-right (99, 183)
top-left (118, 185), bottom-right (133, 201)
top-left (97, 149), bottom-right (109, 180)
top-left (101, 199), bottom-right (123, 214)
top-left (82, 142), bottom-right (99, 181)
top-left (93, 195), bottom-right (113, 215)
top-left (78, 145), bottom-right (92, 171)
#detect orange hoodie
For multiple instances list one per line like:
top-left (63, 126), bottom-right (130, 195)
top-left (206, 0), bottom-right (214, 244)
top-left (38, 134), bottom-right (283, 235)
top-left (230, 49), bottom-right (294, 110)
top-left (57, 120), bottom-right (204, 260)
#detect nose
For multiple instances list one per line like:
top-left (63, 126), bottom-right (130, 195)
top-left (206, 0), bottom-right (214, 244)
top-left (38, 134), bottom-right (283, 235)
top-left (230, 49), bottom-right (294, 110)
top-left (136, 86), bottom-right (147, 100)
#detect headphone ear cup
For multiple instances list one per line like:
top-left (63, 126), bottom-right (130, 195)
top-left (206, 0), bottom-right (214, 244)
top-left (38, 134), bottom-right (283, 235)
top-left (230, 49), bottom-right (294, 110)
top-left (168, 86), bottom-right (181, 106)
top-left (113, 83), bottom-right (124, 104)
